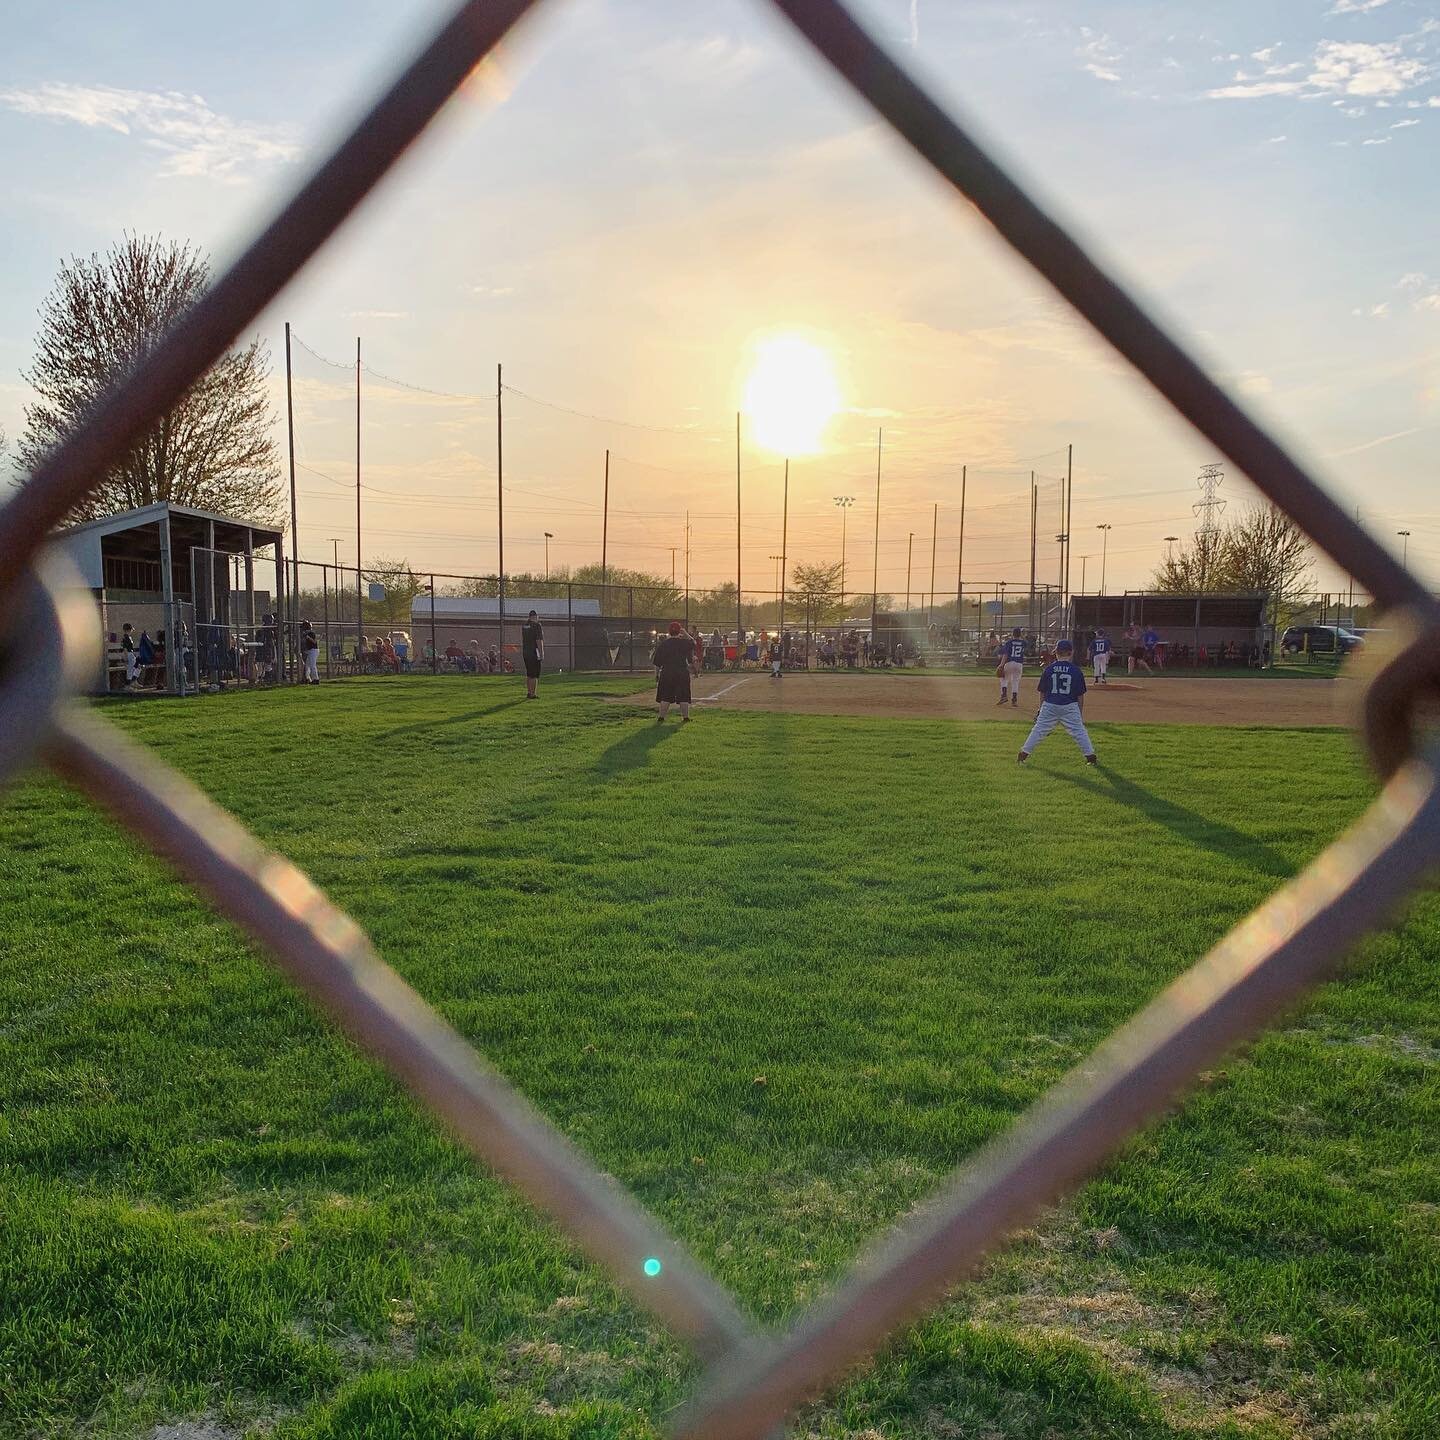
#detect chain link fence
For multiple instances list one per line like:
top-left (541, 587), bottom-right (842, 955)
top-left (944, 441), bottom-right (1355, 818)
top-left (3, 2), bottom-right (1439, 1437)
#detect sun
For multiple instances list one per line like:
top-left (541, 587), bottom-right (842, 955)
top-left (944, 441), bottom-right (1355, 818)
top-left (741, 332), bottom-right (842, 456)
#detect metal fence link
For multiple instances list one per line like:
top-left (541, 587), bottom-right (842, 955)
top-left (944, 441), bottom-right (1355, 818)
top-left (1, 1), bottom-right (1436, 1436)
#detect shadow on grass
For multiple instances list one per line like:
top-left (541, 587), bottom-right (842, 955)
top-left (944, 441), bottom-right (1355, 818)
top-left (379, 696), bottom-right (528, 738)
top-left (591, 719), bottom-right (676, 779)
top-left (1049, 764), bottom-right (1294, 879)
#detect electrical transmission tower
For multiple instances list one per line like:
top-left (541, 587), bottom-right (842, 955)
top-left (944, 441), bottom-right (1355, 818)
top-left (1191, 463), bottom-right (1225, 590)
top-left (1193, 463), bottom-right (1225, 536)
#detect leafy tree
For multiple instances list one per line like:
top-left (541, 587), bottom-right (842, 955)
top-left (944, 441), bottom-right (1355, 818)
top-left (1152, 505), bottom-right (1309, 601)
top-left (362, 557), bottom-right (423, 630)
top-left (790, 559), bottom-right (846, 623)
top-left (1152, 529), bottom-right (1226, 593)
top-left (18, 234), bottom-right (281, 523)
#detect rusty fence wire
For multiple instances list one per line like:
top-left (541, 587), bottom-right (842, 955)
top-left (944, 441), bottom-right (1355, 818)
top-left (4, 2), bottom-right (1439, 1437)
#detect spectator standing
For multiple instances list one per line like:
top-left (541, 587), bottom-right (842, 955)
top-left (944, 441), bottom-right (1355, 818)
top-left (521, 609), bottom-right (544, 698)
top-left (121, 622), bottom-right (138, 686)
top-left (301, 621), bottom-right (320, 684)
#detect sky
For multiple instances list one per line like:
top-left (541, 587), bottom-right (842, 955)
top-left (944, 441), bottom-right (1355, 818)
top-left (2, 0), bottom-right (1438, 598)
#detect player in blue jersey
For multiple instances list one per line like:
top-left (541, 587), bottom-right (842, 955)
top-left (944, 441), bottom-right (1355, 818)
top-left (1018, 639), bottom-right (1097, 764)
top-left (1089, 627), bottom-right (1112, 684)
top-left (996, 626), bottom-right (1026, 707)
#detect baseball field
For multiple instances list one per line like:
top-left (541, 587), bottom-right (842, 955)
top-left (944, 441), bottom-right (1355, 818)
top-left (3, 674), bottom-right (1436, 1440)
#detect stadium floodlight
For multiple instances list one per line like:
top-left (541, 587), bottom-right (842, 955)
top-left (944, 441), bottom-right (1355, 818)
top-left (544, 531), bottom-right (554, 577)
top-left (834, 496), bottom-right (855, 614)
top-left (1398, 530), bottom-right (1411, 567)
top-left (1096, 523), bottom-right (1113, 594)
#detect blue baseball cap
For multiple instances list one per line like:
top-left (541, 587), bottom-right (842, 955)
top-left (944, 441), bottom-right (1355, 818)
top-left (1056, 638), bottom-right (1074, 653)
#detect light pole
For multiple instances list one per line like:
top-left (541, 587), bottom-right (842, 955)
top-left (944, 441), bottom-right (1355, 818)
top-left (834, 495), bottom-right (854, 616)
top-left (905, 531), bottom-right (914, 611)
top-left (544, 531), bottom-right (554, 578)
top-left (769, 554), bottom-right (783, 601)
top-left (1079, 554), bottom-right (1090, 594)
top-left (328, 537), bottom-right (342, 570)
top-left (1398, 529), bottom-right (1411, 567)
top-left (1164, 535), bottom-right (1179, 562)
top-left (1096, 523), bottom-right (1112, 594)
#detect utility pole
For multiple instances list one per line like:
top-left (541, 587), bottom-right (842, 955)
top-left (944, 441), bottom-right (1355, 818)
top-left (956, 463), bottom-right (967, 639)
top-left (601, 448), bottom-right (610, 599)
top-left (544, 531), bottom-right (553, 578)
top-left (329, 538), bottom-right (341, 570)
top-left (905, 532), bottom-right (914, 612)
top-left (496, 362), bottom-right (504, 629)
top-left (871, 428), bottom-right (882, 650)
top-left (670, 548), bottom-right (677, 587)
top-left (1096, 523), bottom-right (1112, 595)
top-left (354, 337), bottom-right (362, 656)
top-left (736, 413), bottom-right (743, 644)
top-left (1063, 443), bottom-right (1073, 609)
top-left (834, 495), bottom-right (854, 618)
top-left (284, 322), bottom-right (299, 680)
top-left (779, 458), bottom-right (789, 636)
top-left (1028, 471), bottom-right (1037, 634)
top-left (928, 501), bottom-right (938, 628)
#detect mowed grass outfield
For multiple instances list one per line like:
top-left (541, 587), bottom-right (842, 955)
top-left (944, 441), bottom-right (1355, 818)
top-left (2, 675), bottom-right (1437, 1440)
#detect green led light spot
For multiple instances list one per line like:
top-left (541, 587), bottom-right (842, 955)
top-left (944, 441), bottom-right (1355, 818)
top-left (643, 1257), bottom-right (663, 1278)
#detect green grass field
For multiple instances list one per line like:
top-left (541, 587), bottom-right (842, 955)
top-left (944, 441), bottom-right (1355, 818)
top-left (2, 676), bottom-right (1436, 1440)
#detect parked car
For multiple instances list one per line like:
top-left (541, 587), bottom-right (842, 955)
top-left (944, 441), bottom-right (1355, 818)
top-left (1279, 624), bottom-right (1364, 657)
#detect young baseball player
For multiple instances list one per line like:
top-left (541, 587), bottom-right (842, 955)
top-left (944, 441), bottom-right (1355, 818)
top-left (1018, 639), bottom-right (1097, 765)
top-left (1090, 627), bottom-right (1111, 684)
top-left (997, 626), bottom-right (1025, 707)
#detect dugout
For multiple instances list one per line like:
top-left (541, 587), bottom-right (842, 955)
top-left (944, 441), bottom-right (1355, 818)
top-left (1070, 592), bottom-right (1269, 665)
top-left (54, 501), bottom-right (285, 693)
top-left (409, 594), bottom-right (603, 670)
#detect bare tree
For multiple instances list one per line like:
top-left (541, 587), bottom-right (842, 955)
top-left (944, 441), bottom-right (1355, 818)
top-left (17, 234), bottom-right (281, 524)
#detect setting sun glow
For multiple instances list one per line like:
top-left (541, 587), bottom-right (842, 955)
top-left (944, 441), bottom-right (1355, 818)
top-left (741, 333), bottom-right (841, 456)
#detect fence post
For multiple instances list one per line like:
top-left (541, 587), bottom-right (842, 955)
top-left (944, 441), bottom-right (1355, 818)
top-left (628, 587), bottom-right (635, 672)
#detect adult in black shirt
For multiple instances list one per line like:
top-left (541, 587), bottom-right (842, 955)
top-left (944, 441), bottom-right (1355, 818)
top-left (652, 620), bottom-right (696, 723)
top-left (521, 609), bottom-right (544, 698)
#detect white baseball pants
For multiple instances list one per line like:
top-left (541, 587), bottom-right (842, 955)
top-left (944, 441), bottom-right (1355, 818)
top-left (1022, 701), bottom-right (1094, 757)
top-left (1094, 652), bottom-right (1109, 680)
top-left (1003, 661), bottom-right (1023, 694)
top-left (304, 649), bottom-right (320, 681)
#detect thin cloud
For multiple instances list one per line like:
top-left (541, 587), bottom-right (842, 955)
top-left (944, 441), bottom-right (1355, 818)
top-left (1329, 0), bottom-right (1391, 12)
top-left (0, 81), bottom-right (298, 180)
top-left (1207, 39), bottom-right (1430, 101)
top-left (1328, 427), bottom-right (1422, 459)
top-left (1392, 116), bottom-right (1421, 127)
top-left (1077, 28), bottom-right (1122, 84)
